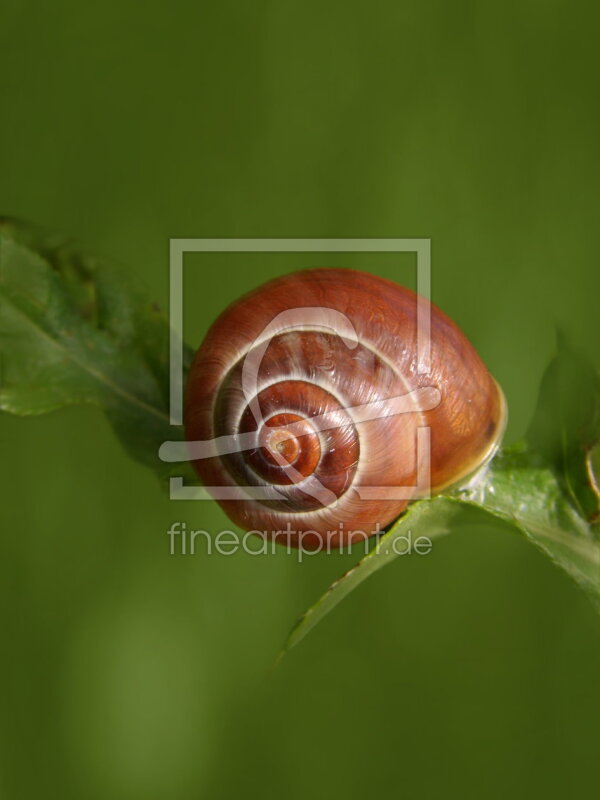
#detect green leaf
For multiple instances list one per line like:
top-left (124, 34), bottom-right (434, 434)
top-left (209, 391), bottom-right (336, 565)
top-left (282, 445), bottom-right (600, 656)
top-left (0, 218), bottom-right (194, 485)
top-left (282, 334), bottom-right (600, 656)
top-left (457, 444), bottom-right (600, 605)
top-left (281, 496), bottom-right (462, 655)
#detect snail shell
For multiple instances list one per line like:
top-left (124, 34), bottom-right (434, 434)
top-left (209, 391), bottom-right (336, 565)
top-left (184, 268), bottom-right (506, 549)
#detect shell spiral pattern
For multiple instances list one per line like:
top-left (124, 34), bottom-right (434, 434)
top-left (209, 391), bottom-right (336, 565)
top-left (184, 269), bottom-right (506, 549)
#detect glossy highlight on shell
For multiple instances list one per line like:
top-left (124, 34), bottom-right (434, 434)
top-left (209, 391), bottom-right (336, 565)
top-left (184, 268), bottom-right (506, 549)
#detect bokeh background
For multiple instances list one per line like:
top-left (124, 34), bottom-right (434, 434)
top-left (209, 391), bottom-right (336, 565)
top-left (1, 2), bottom-right (599, 798)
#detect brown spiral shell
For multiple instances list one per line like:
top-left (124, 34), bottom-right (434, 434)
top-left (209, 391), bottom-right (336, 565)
top-left (184, 268), bottom-right (506, 549)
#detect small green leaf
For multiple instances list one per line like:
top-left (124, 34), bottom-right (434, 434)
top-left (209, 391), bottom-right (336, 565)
top-left (282, 445), bottom-right (600, 656)
top-left (0, 219), bottom-right (194, 485)
top-left (457, 444), bottom-right (600, 605)
top-left (281, 496), bottom-right (462, 654)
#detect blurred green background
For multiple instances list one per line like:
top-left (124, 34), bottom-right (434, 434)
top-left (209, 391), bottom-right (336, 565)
top-left (1, 1), bottom-right (599, 798)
